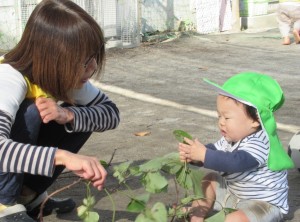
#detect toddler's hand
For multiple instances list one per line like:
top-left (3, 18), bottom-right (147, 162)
top-left (178, 138), bottom-right (206, 163)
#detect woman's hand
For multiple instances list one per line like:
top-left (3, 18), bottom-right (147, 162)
top-left (178, 138), bottom-right (207, 163)
top-left (55, 150), bottom-right (107, 190)
top-left (35, 97), bottom-right (74, 124)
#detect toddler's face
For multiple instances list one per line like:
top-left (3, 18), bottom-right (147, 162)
top-left (216, 95), bottom-right (260, 143)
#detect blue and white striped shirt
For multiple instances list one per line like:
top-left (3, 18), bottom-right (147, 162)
top-left (204, 130), bottom-right (289, 214)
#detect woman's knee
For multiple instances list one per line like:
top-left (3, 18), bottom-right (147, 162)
top-left (11, 99), bottom-right (41, 144)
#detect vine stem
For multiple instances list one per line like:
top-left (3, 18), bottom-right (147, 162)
top-left (170, 176), bottom-right (180, 222)
top-left (38, 178), bottom-right (82, 221)
top-left (37, 150), bottom-right (117, 222)
top-left (184, 161), bottom-right (189, 198)
top-left (104, 188), bottom-right (116, 222)
top-left (107, 149), bottom-right (117, 166)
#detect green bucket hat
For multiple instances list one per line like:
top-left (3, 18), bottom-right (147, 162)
top-left (204, 72), bottom-right (294, 171)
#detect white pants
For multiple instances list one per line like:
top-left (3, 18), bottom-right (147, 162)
top-left (213, 174), bottom-right (284, 222)
top-left (277, 3), bottom-right (300, 37)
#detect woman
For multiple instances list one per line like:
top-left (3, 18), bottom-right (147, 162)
top-left (0, 0), bottom-right (120, 221)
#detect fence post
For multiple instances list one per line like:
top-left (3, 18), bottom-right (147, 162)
top-left (231, 0), bottom-right (240, 31)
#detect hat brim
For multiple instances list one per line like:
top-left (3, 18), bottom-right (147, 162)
top-left (203, 78), bottom-right (254, 108)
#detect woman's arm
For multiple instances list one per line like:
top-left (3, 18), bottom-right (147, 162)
top-left (0, 110), bottom-right (107, 189)
top-left (0, 110), bottom-right (57, 176)
top-left (55, 149), bottom-right (107, 190)
top-left (65, 89), bottom-right (120, 132)
top-left (35, 81), bottom-right (120, 132)
top-left (63, 81), bottom-right (120, 132)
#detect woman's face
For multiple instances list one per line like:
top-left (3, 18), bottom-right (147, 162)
top-left (76, 55), bottom-right (97, 88)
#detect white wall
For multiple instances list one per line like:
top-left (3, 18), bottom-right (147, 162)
top-left (140, 0), bottom-right (234, 34)
top-left (141, 0), bottom-right (197, 33)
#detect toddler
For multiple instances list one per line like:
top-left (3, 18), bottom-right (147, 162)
top-left (178, 72), bottom-right (294, 222)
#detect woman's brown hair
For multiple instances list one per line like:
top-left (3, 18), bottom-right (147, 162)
top-left (3, 0), bottom-right (105, 103)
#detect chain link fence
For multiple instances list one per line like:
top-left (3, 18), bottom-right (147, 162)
top-left (0, 0), bottom-right (279, 52)
top-left (0, 0), bottom-right (139, 52)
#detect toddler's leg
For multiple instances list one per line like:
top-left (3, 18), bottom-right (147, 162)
top-left (234, 200), bottom-right (283, 222)
top-left (225, 210), bottom-right (249, 222)
top-left (188, 172), bottom-right (218, 222)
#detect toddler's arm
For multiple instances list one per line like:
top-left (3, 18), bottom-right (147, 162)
top-left (204, 149), bottom-right (259, 173)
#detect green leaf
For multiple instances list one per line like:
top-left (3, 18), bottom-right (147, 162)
top-left (100, 160), bottom-right (109, 169)
top-left (176, 167), bottom-right (193, 190)
top-left (173, 130), bottom-right (193, 143)
top-left (134, 203), bottom-right (167, 222)
top-left (113, 161), bottom-right (133, 173)
top-left (167, 206), bottom-right (175, 217)
top-left (135, 213), bottom-right (154, 222)
top-left (113, 161), bottom-right (133, 183)
top-left (142, 172), bottom-right (168, 193)
top-left (161, 152), bottom-right (180, 163)
top-left (83, 211), bottom-right (99, 222)
top-left (129, 165), bottom-right (142, 176)
top-left (161, 152), bottom-right (183, 175)
top-left (151, 202), bottom-right (168, 222)
top-left (83, 198), bottom-right (88, 206)
top-left (174, 165), bottom-right (205, 197)
top-left (77, 205), bottom-right (88, 218)
top-left (127, 193), bottom-right (150, 213)
top-left (139, 158), bottom-right (163, 172)
top-left (189, 168), bottom-right (205, 197)
top-left (83, 196), bottom-right (96, 208)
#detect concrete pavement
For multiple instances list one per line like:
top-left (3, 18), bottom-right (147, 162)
top-left (46, 28), bottom-right (300, 222)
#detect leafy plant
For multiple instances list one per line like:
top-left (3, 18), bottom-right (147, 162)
top-left (77, 182), bottom-right (99, 222)
top-left (113, 130), bottom-right (204, 222)
top-left (110, 129), bottom-right (236, 222)
top-left (43, 130), bottom-right (235, 222)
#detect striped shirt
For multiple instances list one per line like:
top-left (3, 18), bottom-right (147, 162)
top-left (0, 64), bottom-right (120, 177)
top-left (213, 130), bottom-right (289, 214)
